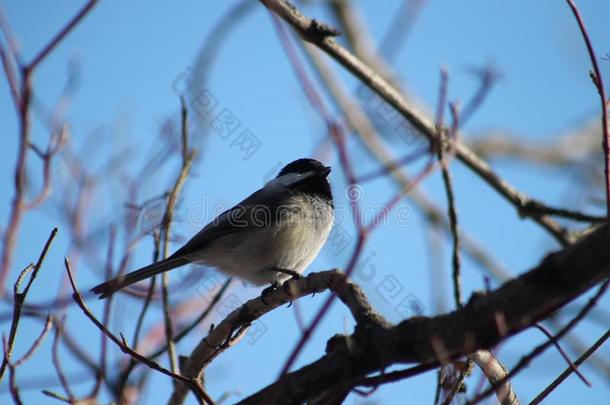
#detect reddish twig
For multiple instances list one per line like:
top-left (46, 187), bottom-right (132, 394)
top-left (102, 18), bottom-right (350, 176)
top-left (378, 0), bottom-right (426, 60)
top-left (460, 63), bottom-right (501, 126)
top-left (277, 126), bottom-right (438, 377)
top-left (0, 5), bottom-right (20, 62)
top-left (89, 227), bottom-right (116, 398)
top-left (262, 0), bottom-right (572, 244)
top-left (0, 70), bottom-right (31, 296)
top-left (530, 329), bottom-right (610, 404)
top-left (534, 324), bottom-right (590, 386)
top-left (565, 0), bottom-right (610, 218)
top-left (0, 44), bottom-right (20, 112)
top-left (355, 144), bottom-right (430, 183)
top-left (268, 4), bottom-right (441, 378)
top-left (1, 317), bottom-right (53, 405)
top-left (26, 125), bottom-right (66, 209)
top-left (64, 258), bottom-right (215, 405)
top-left (13, 315), bottom-right (53, 368)
top-left (0, 0), bottom-right (97, 295)
top-left (27, 0), bottom-right (98, 72)
top-left (2, 337), bottom-right (23, 405)
top-left (51, 316), bottom-right (75, 401)
top-left (269, 13), bottom-right (331, 120)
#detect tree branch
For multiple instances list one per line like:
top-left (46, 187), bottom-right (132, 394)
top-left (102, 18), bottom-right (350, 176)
top-left (168, 269), bottom-right (388, 404)
top-left (64, 258), bottom-right (215, 405)
top-left (239, 223), bottom-right (610, 404)
top-left (260, 0), bottom-right (574, 244)
top-left (0, 228), bottom-right (57, 381)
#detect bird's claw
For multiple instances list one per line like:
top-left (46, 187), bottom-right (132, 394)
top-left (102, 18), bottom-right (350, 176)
top-left (262, 269), bottom-right (304, 305)
top-left (261, 282), bottom-right (281, 305)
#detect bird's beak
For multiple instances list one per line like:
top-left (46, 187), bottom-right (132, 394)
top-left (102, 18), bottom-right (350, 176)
top-left (322, 166), bottom-right (332, 177)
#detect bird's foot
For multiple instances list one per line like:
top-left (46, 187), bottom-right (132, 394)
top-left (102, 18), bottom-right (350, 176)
top-left (263, 268), bottom-right (303, 305)
top-left (271, 268), bottom-right (303, 280)
top-left (261, 281), bottom-right (281, 305)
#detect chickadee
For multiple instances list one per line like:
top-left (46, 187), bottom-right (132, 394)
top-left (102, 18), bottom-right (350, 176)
top-left (91, 158), bottom-right (334, 299)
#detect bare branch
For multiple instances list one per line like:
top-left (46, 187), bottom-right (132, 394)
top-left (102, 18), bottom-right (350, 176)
top-left (534, 324), bottom-right (590, 387)
top-left (565, 0), bottom-right (610, 217)
top-left (169, 269), bottom-right (387, 404)
top-left (64, 258), bottom-right (215, 405)
top-left (26, 0), bottom-right (98, 72)
top-left (260, 0), bottom-right (574, 244)
top-left (51, 317), bottom-right (74, 401)
top-left (530, 329), bottom-right (610, 404)
top-left (302, 42), bottom-right (511, 282)
top-left (160, 98), bottom-right (194, 374)
top-left (467, 279), bottom-right (608, 404)
top-left (0, 228), bottom-right (57, 381)
top-left (13, 315), bottom-right (53, 368)
top-left (470, 350), bottom-right (519, 405)
top-left (239, 223), bottom-right (610, 403)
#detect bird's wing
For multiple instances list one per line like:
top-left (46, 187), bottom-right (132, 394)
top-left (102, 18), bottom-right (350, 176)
top-left (170, 171), bottom-right (316, 258)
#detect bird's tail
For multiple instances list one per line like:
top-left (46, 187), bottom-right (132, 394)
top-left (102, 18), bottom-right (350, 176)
top-left (90, 256), bottom-right (188, 299)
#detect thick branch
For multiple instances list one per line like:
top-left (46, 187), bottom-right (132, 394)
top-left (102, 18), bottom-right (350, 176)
top-left (240, 223), bottom-right (610, 404)
top-left (168, 269), bottom-right (387, 404)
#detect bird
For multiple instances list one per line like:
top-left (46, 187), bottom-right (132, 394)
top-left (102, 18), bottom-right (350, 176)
top-left (91, 158), bottom-right (334, 299)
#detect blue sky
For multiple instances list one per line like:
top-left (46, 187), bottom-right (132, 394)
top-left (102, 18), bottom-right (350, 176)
top-left (1, 0), bottom-right (609, 404)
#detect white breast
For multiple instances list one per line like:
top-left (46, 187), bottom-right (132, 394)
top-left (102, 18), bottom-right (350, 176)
top-left (194, 194), bottom-right (334, 286)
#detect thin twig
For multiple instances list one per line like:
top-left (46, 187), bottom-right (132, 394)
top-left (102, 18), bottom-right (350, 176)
top-left (13, 315), bottom-right (53, 368)
top-left (160, 97), bottom-right (194, 374)
top-left (41, 390), bottom-right (71, 403)
top-left (0, 71), bottom-right (31, 295)
top-left (2, 317), bottom-right (53, 405)
top-left (261, 0), bottom-right (572, 244)
top-left (3, 337), bottom-right (23, 405)
top-left (26, 124), bottom-right (67, 210)
top-left (52, 316), bottom-right (75, 400)
top-left (89, 226), bottom-right (116, 398)
top-left (64, 257), bottom-right (214, 405)
top-left (302, 41), bottom-right (511, 282)
top-left (440, 360), bottom-right (473, 405)
top-left (271, 29), bottom-right (440, 377)
top-left (116, 277), bottom-right (232, 398)
top-left (460, 64), bottom-right (501, 126)
top-left (530, 329), bottom-right (610, 404)
top-left (0, 0), bottom-right (97, 295)
top-left (435, 69), bottom-right (463, 308)
top-left (27, 0), bottom-right (99, 72)
top-left (0, 228), bottom-right (57, 381)
top-left (114, 275), bottom-right (156, 399)
top-left (0, 44), bottom-right (20, 112)
top-left (0, 5), bottom-right (21, 64)
top-left (565, 0), bottom-right (610, 218)
top-left (534, 324), bottom-right (590, 386)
